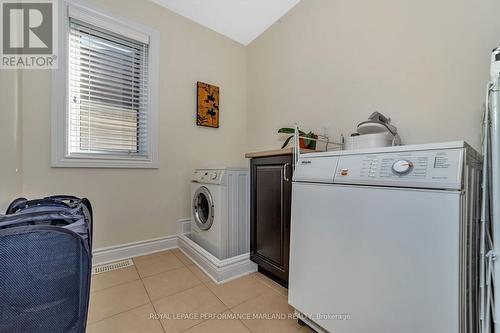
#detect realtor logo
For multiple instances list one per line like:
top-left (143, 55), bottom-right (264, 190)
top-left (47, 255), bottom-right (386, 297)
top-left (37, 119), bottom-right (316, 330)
top-left (1, 0), bottom-right (58, 68)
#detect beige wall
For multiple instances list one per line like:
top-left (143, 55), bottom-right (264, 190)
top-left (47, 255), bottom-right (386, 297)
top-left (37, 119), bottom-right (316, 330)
top-left (0, 70), bottom-right (22, 210)
top-left (4, 0), bottom-right (500, 249)
top-left (246, 0), bottom-right (500, 152)
top-left (19, 0), bottom-right (247, 248)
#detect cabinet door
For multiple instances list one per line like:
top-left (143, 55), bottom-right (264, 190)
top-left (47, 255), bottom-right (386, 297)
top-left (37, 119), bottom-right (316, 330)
top-left (250, 155), bottom-right (292, 285)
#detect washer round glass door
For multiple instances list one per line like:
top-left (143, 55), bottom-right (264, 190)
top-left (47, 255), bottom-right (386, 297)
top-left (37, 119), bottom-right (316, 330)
top-left (193, 186), bottom-right (214, 230)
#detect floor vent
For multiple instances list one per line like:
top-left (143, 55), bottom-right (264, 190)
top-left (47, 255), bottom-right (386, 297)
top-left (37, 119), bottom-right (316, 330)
top-left (92, 259), bottom-right (134, 275)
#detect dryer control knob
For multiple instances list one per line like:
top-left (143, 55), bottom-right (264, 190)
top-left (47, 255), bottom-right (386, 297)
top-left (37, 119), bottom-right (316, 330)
top-left (392, 160), bottom-right (413, 175)
top-left (211, 172), bottom-right (218, 180)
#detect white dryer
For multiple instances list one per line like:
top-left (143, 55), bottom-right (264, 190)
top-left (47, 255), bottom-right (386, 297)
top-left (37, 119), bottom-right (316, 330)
top-left (289, 141), bottom-right (482, 333)
top-left (190, 168), bottom-right (249, 259)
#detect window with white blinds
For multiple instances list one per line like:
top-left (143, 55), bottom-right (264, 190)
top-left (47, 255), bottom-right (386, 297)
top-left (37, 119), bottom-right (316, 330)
top-left (68, 18), bottom-right (149, 157)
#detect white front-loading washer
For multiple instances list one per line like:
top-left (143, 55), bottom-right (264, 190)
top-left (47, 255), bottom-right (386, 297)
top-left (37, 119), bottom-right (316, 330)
top-left (190, 168), bottom-right (249, 259)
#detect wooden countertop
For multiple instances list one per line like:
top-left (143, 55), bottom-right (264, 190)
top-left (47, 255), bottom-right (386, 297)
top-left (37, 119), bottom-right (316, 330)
top-left (245, 147), bottom-right (316, 158)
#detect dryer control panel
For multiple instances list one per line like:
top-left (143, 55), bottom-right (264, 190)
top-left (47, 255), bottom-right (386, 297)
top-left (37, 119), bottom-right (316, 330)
top-left (334, 148), bottom-right (464, 190)
top-left (192, 169), bottom-right (225, 185)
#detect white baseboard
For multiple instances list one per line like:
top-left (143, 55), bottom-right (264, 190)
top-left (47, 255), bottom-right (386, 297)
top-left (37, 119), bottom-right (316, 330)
top-left (178, 234), bottom-right (257, 284)
top-left (178, 218), bottom-right (191, 235)
top-left (93, 234), bottom-right (178, 266)
top-left (92, 218), bottom-right (257, 285)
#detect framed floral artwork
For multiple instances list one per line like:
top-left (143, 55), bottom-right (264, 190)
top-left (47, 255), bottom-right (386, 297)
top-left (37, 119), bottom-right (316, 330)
top-left (196, 81), bottom-right (219, 128)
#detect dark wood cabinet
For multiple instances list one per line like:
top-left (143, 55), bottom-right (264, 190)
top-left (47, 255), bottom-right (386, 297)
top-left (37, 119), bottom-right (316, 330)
top-left (250, 154), bottom-right (293, 286)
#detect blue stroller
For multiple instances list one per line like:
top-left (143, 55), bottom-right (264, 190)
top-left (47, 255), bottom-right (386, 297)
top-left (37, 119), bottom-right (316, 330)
top-left (0, 195), bottom-right (93, 333)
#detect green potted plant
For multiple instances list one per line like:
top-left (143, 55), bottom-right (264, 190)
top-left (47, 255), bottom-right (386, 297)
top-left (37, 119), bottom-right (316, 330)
top-left (278, 127), bottom-right (318, 150)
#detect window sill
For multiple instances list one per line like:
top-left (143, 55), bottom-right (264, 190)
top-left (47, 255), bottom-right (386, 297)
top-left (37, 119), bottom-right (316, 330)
top-left (51, 156), bottom-right (159, 169)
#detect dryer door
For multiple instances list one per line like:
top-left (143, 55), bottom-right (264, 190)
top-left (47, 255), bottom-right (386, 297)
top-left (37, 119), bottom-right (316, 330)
top-left (193, 186), bottom-right (214, 230)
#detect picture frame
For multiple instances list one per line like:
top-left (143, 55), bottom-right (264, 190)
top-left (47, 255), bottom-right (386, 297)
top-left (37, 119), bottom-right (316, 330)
top-left (196, 81), bottom-right (220, 128)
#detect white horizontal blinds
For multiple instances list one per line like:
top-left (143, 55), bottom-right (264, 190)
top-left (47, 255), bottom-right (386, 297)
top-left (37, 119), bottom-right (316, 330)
top-left (68, 18), bottom-right (149, 156)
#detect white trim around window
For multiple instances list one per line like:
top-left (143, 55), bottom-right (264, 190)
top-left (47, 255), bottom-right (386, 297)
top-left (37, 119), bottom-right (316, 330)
top-left (51, 0), bottom-right (159, 168)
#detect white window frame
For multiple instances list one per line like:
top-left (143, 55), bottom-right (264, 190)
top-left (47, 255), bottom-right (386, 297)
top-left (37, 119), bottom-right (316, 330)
top-left (52, 0), bottom-right (159, 168)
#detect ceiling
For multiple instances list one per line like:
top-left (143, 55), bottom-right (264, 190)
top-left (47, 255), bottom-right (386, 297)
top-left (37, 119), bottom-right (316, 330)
top-left (152, 0), bottom-right (301, 45)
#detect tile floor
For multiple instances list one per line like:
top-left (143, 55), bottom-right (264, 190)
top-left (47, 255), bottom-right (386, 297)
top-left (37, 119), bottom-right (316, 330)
top-left (87, 249), bottom-right (315, 333)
